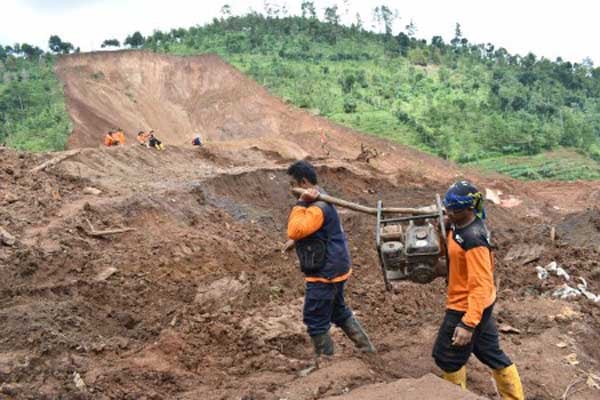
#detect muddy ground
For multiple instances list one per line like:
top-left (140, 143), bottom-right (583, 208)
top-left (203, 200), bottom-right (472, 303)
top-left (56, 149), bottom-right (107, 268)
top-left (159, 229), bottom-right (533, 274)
top-left (1, 50), bottom-right (600, 399)
top-left (1, 144), bottom-right (599, 399)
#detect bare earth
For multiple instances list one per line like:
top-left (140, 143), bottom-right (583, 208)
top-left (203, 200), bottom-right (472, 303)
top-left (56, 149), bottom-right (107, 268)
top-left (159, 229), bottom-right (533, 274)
top-left (0, 50), bottom-right (599, 399)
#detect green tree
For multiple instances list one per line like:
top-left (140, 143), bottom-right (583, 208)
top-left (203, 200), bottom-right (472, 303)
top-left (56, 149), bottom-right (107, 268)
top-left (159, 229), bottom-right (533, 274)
top-left (220, 4), bottom-right (232, 19)
top-left (20, 43), bottom-right (44, 59)
top-left (451, 23), bottom-right (462, 47)
top-left (124, 31), bottom-right (145, 48)
top-left (101, 38), bottom-right (121, 48)
top-left (301, 1), bottom-right (316, 18)
top-left (48, 35), bottom-right (74, 54)
top-left (324, 5), bottom-right (340, 25)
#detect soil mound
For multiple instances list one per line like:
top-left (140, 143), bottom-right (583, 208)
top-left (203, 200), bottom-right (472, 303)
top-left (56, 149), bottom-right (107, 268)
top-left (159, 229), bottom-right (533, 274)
top-left (557, 207), bottom-right (600, 248)
top-left (55, 50), bottom-right (457, 179)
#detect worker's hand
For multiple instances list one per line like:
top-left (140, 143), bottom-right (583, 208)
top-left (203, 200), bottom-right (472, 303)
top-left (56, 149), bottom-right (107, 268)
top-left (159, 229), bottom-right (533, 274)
top-left (281, 239), bottom-right (295, 253)
top-left (299, 188), bottom-right (319, 202)
top-left (451, 326), bottom-right (473, 347)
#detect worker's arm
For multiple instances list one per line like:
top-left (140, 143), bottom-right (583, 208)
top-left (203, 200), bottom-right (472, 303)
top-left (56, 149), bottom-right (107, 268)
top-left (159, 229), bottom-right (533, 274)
top-left (461, 246), bottom-right (495, 329)
top-left (287, 204), bottom-right (325, 240)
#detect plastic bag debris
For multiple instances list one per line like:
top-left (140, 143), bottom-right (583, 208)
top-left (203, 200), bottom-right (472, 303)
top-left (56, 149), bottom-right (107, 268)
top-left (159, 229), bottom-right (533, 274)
top-left (552, 284), bottom-right (581, 300)
top-left (535, 261), bottom-right (600, 303)
top-left (577, 278), bottom-right (600, 302)
top-left (545, 261), bottom-right (570, 281)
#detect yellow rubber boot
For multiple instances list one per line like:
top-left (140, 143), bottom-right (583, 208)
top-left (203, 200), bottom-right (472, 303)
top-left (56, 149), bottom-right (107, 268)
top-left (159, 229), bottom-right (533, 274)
top-left (442, 366), bottom-right (466, 390)
top-left (493, 364), bottom-right (524, 400)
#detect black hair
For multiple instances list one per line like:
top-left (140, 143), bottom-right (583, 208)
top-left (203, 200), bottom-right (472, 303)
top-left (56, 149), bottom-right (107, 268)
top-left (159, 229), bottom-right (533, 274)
top-left (137, 131), bottom-right (144, 135)
top-left (287, 160), bottom-right (318, 185)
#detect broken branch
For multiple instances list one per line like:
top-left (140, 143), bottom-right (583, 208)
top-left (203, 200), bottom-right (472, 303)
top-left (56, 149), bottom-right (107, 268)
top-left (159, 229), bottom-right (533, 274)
top-left (83, 218), bottom-right (136, 237)
top-left (30, 149), bottom-right (81, 173)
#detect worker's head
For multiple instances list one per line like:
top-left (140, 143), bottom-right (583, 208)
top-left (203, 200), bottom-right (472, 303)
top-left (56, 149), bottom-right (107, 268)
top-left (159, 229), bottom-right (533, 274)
top-left (287, 160), bottom-right (317, 189)
top-left (443, 180), bottom-right (485, 225)
top-left (137, 131), bottom-right (144, 136)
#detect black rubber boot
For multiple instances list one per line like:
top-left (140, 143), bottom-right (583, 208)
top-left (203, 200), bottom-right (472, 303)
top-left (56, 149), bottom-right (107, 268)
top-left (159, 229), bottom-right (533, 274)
top-left (299, 333), bottom-right (334, 376)
top-left (340, 316), bottom-right (376, 353)
top-left (311, 332), bottom-right (334, 357)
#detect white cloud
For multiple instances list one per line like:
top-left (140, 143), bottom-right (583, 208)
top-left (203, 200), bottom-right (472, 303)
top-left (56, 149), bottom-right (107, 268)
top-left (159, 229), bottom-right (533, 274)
top-left (1, 0), bottom-right (598, 64)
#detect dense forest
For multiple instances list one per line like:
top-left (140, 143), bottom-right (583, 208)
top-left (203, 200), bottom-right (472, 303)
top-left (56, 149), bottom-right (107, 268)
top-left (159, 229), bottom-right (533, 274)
top-left (1, 2), bottom-right (600, 179)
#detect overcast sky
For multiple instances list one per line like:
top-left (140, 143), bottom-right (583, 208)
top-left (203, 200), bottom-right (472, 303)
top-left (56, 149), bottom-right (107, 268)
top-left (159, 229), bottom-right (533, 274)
top-left (1, 0), bottom-right (598, 65)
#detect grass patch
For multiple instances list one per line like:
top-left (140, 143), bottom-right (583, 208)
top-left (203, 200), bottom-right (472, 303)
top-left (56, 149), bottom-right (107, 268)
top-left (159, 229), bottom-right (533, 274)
top-left (468, 150), bottom-right (600, 180)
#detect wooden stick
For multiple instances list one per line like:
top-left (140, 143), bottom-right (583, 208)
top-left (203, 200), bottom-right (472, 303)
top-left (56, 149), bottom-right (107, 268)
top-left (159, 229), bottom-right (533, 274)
top-left (292, 188), bottom-right (436, 215)
top-left (85, 227), bottom-right (136, 237)
top-left (30, 149), bottom-right (81, 173)
top-left (84, 218), bottom-right (136, 237)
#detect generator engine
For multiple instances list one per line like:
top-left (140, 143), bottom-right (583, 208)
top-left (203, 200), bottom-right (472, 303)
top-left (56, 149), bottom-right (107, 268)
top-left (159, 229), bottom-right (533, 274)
top-left (376, 196), bottom-right (447, 289)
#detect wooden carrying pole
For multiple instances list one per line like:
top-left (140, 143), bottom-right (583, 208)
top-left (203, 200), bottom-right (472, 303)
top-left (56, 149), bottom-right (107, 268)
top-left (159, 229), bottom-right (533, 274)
top-left (291, 188), bottom-right (436, 215)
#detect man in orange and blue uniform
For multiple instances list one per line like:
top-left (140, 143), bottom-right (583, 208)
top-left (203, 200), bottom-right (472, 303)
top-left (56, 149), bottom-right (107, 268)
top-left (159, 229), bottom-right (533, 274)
top-left (286, 160), bottom-right (375, 364)
top-left (432, 180), bottom-right (524, 400)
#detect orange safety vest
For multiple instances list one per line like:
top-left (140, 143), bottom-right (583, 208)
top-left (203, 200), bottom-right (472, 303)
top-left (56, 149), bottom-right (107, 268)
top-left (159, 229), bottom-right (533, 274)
top-left (115, 131), bottom-right (126, 144)
top-left (104, 134), bottom-right (117, 146)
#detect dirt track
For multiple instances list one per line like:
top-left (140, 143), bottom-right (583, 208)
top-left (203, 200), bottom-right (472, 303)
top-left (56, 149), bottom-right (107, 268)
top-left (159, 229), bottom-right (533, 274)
top-left (1, 51), bottom-right (600, 399)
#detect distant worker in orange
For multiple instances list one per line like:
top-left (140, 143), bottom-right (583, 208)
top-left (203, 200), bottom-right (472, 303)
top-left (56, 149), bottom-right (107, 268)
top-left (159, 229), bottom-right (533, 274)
top-left (148, 130), bottom-right (165, 151)
top-left (114, 128), bottom-right (126, 144)
top-left (137, 131), bottom-right (150, 147)
top-left (104, 130), bottom-right (122, 147)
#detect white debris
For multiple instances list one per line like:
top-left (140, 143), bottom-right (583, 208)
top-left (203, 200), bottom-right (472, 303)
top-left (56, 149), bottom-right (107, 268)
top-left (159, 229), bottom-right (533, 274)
top-left (536, 262), bottom-right (600, 303)
top-left (535, 266), bottom-right (549, 280)
top-left (95, 267), bottom-right (118, 282)
top-left (556, 267), bottom-right (570, 281)
top-left (0, 226), bottom-right (16, 246)
top-left (485, 188), bottom-right (502, 205)
top-left (83, 187), bottom-right (102, 196)
top-left (73, 372), bottom-right (86, 391)
top-left (577, 278), bottom-right (600, 302)
top-left (543, 261), bottom-right (570, 281)
top-left (552, 284), bottom-right (581, 300)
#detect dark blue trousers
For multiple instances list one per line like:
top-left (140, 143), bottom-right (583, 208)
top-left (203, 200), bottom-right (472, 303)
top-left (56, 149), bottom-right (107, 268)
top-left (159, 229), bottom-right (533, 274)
top-left (303, 281), bottom-right (353, 337)
top-left (432, 304), bottom-right (512, 372)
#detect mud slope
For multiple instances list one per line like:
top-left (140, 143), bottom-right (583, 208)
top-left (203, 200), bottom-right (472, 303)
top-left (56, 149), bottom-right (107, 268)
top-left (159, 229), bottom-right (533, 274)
top-left (55, 50), bottom-right (457, 179)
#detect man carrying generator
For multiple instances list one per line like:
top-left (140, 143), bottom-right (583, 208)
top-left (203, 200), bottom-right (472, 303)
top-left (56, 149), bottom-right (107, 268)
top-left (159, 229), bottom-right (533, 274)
top-left (285, 160), bottom-right (375, 370)
top-left (433, 180), bottom-right (524, 400)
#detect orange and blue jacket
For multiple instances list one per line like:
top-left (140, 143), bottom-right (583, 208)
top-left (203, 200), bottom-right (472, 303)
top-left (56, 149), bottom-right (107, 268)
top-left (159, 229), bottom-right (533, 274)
top-left (287, 195), bottom-right (351, 283)
top-left (446, 217), bottom-right (497, 329)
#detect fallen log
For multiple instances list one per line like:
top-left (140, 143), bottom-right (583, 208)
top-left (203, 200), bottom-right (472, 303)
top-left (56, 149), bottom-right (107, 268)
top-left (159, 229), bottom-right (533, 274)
top-left (30, 149), bottom-right (81, 173)
top-left (292, 188), bottom-right (436, 215)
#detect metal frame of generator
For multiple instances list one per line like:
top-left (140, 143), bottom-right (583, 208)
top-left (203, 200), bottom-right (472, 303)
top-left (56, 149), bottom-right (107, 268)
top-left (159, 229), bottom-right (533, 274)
top-left (376, 194), bottom-right (448, 291)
